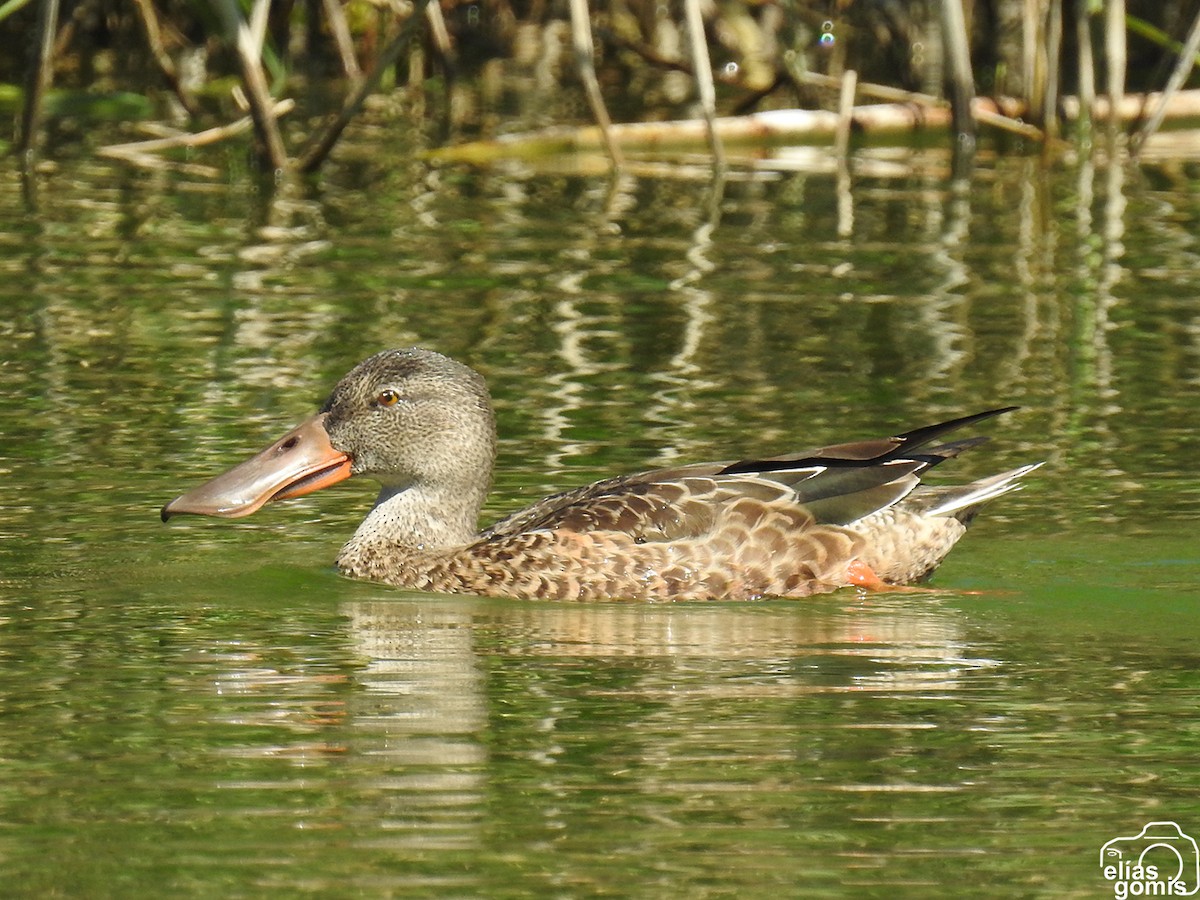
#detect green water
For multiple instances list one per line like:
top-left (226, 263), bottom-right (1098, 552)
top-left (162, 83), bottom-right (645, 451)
top-left (2, 135), bottom-right (1200, 896)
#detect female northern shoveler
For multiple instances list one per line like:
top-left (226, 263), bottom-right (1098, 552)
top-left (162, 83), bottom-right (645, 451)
top-left (162, 348), bottom-right (1040, 601)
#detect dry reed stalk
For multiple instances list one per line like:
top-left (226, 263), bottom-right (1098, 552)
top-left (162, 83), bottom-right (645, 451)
top-left (130, 0), bottom-right (200, 116)
top-left (792, 67), bottom-right (1044, 142)
top-left (18, 0), bottom-right (59, 160)
top-left (429, 83), bottom-right (1200, 165)
top-left (1042, 0), bottom-right (1062, 143)
top-left (1105, 0), bottom-right (1126, 135)
top-left (1132, 7), bottom-right (1200, 153)
top-left (1075, 0), bottom-right (1095, 138)
top-left (322, 0), bottom-right (364, 81)
top-left (1022, 0), bottom-right (1040, 117)
top-left (568, 0), bottom-right (623, 168)
top-left (683, 0), bottom-right (724, 166)
top-left (939, 0), bottom-right (976, 144)
top-left (212, 0), bottom-right (289, 170)
top-left (98, 98), bottom-right (296, 158)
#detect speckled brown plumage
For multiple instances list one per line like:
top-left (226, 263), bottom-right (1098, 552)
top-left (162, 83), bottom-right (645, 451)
top-left (163, 348), bottom-right (1041, 601)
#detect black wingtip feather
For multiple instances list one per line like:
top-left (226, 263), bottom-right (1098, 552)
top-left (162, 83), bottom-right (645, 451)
top-left (890, 406), bottom-right (1020, 452)
top-left (718, 407), bottom-right (1020, 476)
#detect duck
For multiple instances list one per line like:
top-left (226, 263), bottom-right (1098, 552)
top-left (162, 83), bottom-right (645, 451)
top-left (162, 348), bottom-right (1041, 601)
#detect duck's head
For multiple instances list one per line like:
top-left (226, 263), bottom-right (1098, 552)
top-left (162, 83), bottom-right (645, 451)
top-left (161, 348), bottom-right (497, 521)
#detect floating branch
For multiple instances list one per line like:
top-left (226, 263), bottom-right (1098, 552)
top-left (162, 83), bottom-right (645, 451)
top-left (97, 98), bottom-right (295, 166)
top-left (427, 90), bottom-right (1200, 164)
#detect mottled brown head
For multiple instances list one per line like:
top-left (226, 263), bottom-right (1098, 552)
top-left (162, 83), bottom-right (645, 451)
top-left (161, 347), bottom-right (498, 534)
top-left (321, 348), bottom-right (497, 498)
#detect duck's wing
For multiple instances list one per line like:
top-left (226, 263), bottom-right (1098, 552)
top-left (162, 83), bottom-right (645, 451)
top-left (481, 408), bottom-right (1017, 543)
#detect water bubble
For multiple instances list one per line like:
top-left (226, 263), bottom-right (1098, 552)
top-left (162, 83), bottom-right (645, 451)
top-left (723, 61), bottom-right (740, 76)
top-left (819, 32), bottom-right (835, 47)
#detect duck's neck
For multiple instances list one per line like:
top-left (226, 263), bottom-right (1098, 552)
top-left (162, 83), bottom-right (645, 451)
top-left (340, 482), bottom-right (483, 560)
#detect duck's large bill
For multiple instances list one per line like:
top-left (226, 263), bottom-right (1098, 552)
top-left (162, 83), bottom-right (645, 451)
top-left (161, 413), bottom-right (352, 521)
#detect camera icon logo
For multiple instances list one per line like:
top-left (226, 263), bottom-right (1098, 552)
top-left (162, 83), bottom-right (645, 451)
top-left (1100, 822), bottom-right (1199, 898)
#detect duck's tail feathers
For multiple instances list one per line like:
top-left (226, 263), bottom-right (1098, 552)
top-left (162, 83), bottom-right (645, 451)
top-left (923, 462), bottom-right (1044, 518)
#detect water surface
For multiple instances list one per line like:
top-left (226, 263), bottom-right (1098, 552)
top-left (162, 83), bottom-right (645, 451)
top-left (2, 135), bottom-right (1199, 896)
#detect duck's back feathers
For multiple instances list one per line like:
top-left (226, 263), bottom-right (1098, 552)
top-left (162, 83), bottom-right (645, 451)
top-left (485, 406), bottom-right (1020, 542)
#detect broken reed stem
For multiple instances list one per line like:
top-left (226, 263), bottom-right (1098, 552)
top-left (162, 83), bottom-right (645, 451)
top-left (248, 0), bottom-right (269, 54)
top-left (1105, 0), bottom-right (1126, 139)
top-left (791, 67), bottom-right (1044, 142)
top-left (1132, 6), bottom-right (1200, 153)
top-left (1042, 0), bottom-right (1062, 143)
top-left (939, 0), bottom-right (976, 145)
top-left (971, 104), bottom-right (1046, 141)
top-left (1022, 0), bottom-right (1040, 120)
top-left (17, 0), bottom-right (59, 160)
top-left (568, 0), bottom-right (623, 169)
top-left (98, 98), bottom-right (296, 158)
top-left (322, 0), bottom-right (363, 81)
top-left (211, 0), bottom-right (288, 170)
top-left (682, 0), bottom-right (724, 166)
top-left (424, 1), bottom-right (454, 64)
top-left (1075, 0), bottom-right (1095, 140)
top-left (130, 0), bottom-right (200, 116)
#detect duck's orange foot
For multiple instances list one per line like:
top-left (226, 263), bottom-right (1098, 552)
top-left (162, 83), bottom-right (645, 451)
top-left (844, 559), bottom-right (922, 593)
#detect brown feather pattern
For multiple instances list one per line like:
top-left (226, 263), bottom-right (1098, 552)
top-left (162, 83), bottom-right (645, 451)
top-left (337, 483), bottom-right (867, 601)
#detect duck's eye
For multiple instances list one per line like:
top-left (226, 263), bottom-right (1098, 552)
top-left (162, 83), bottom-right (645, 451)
top-left (376, 389), bottom-right (401, 407)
